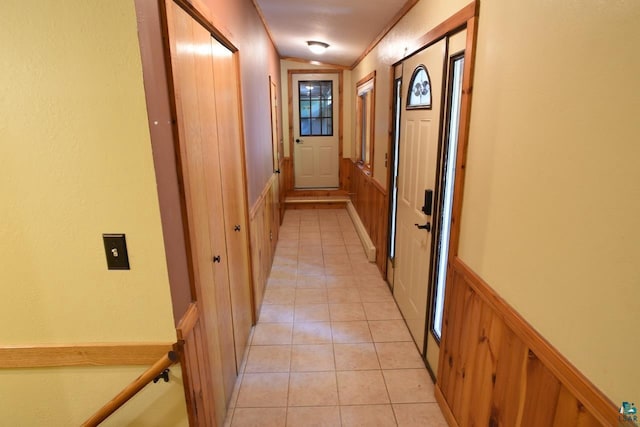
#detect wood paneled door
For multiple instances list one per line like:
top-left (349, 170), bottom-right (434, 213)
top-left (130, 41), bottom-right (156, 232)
top-left (163, 1), bottom-right (254, 424)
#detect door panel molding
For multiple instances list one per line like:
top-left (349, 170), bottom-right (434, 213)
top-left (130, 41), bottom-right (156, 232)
top-left (287, 69), bottom-right (344, 191)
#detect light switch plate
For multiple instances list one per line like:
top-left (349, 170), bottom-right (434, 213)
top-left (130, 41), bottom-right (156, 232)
top-left (103, 234), bottom-right (130, 270)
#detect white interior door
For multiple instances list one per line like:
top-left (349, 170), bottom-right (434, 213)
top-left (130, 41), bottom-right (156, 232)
top-left (292, 73), bottom-right (339, 188)
top-left (393, 39), bottom-right (446, 354)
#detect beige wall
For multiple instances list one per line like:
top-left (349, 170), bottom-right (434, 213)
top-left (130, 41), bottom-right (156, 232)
top-left (280, 60), bottom-right (353, 160)
top-left (0, 366), bottom-right (188, 426)
top-left (201, 0), bottom-right (283, 206)
top-left (351, 0), bottom-right (468, 189)
top-left (0, 0), bottom-right (184, 424)
top-left (458, 0), bottom-right (640, 406)
top-left (352, 0), bottom-right (640, 408)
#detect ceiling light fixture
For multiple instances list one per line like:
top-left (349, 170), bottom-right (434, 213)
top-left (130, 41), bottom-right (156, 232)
top-left (307, 41), bottom-right (329, 54)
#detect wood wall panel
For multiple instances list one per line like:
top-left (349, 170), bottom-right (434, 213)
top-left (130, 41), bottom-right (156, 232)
top-left (437, 257), bottom-right (628, 427)
top-left (348, 160), bottom-right (388, 275)
top-left (177, 303), bottom-right (215, 426)
top-left (282, 157), bottom-right (293, 193)
top-left (249, 175), bottom-right (280, 315)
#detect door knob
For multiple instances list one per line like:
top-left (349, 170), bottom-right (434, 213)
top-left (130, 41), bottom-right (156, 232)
top-left (414, 222), bottom-right (431, 232)
top-left (295, 138), bottom-right (303, 144)
top-left (275, 169), bottom-right (281, 174)
top-left (212, 255), bottom-right (221, 263)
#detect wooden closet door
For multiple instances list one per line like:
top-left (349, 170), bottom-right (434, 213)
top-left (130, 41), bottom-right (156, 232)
top-left (210, 43), bottom-right (254, 367)
top-left (165, 2), bottom-right (236, 424)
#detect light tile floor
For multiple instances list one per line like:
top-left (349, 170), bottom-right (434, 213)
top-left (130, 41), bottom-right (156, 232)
top-left (225, 209), bottom-right (447, 427)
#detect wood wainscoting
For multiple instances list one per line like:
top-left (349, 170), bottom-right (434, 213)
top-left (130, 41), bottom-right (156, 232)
top-left (176, 303), bottom-right (216, 426)
top-left (436, 257), bottom-right (628, 427)
top-left (348, 160), bottom-right (389, 275)
top-left (249, 175), bottom-right (280, 315)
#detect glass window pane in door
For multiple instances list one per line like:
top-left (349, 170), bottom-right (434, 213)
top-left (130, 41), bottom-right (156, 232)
top-left (299, 80), bottom-right (333, 136)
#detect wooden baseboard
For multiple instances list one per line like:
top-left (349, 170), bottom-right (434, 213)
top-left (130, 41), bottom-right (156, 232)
top-left (0, 343), bottom-right (175, 368)
top-left (435, 384), bottom-right (460, 427)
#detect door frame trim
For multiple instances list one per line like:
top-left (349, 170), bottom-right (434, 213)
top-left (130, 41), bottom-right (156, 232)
top-left (287, 69), bottom-right (344, 191)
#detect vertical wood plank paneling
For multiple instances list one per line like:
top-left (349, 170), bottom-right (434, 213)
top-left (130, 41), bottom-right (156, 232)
top-left (460, 299), bottom-right (495, 426)
top-left (441, 267), bottom-right (468, 400)
top-left (249, 176), bottom-right (279, 318)
top-left (348, 160), bottom-right (389, 275)
top-left (437, 257), bottom-right (622, 427)
top-left (489, 319), bottom-right (528, 427)
top-left (552, 386), bottom-right (602, 427)
top-left (450, 285), bottom-right (482, 422)
top-left (177, 304), bottom-right (216, 425)
top-left (521, 351), bottom-right (562, 427)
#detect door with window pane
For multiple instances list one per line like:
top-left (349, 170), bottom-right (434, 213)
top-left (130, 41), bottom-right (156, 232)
top-left (292, 73), bottom-right (340, 188)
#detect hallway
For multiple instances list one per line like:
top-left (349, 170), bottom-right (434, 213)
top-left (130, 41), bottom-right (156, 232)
top-left (225, 209), bottom-right (447, 426)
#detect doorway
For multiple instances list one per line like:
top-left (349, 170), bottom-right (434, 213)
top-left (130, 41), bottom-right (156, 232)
top-left (290, 72), bottom-right (341, 189)
top-left (390, 29), bottom-right (469, 374)
top-left (269, 76), bottom-right (285, 221)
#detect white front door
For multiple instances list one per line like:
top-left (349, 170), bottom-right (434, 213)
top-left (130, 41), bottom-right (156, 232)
top-left (292, 73), bottom-right (340, 188)
top-left (393, 39), bottom-right (446, 354)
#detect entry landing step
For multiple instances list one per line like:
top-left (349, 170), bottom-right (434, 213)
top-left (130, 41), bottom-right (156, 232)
top-left (283, 196), bottom-right (376, 263)
top-left (284, 195), bottom-right (350, 204)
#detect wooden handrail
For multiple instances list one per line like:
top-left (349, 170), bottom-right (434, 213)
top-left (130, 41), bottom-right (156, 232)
top-left (82, 350), bottom-right (179, 427)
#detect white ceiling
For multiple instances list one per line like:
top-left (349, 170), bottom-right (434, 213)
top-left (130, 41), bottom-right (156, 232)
top-left (253, 0), bottom-right (411, 67)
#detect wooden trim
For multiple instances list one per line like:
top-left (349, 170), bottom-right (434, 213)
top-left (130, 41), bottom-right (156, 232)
top-left (355, 71), bottom-right (376, 172)
top-left (338, 71), bottom-right (344, 163)
top-left (172, 0), bottom-right (238, 52)
top-left (249, 0), bottom-right (279, 56)
top-left (176, 302), bottom-right (199, 341)
top-left (82, 350), bottom-right (178, 427)
top-left (451, 257), bottom-right (622, 426)
top-left (447, 15), bottom-right (478, 259)
top-left (250, 174), bottom-right (277, 220)
top-left (392, 1), bottom-right (478, 66)
top-left (0, 343), bottom-right (174, 368)
top-left (134, 0), bottom-right (194, 324)
top-left (281, 57), bottom-right (351, 71)
top-left (355, 71), bottom-right (377, 91)
top-left (435, 385), bottom-right (460, 427)
top-left (351, 0), bottom-right (420, 69)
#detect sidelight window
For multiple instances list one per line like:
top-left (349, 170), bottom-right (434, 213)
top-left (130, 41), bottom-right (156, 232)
top-left (355, 72), bottom-right (375, 170)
